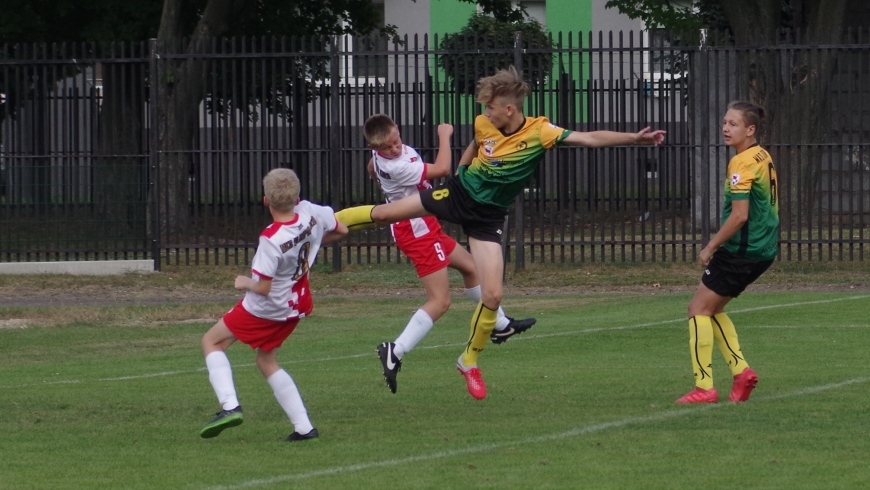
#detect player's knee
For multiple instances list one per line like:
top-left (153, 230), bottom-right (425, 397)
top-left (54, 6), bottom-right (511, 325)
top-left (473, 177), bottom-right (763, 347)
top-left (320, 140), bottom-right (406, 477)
top-left (255, 356), bottom-right (279, 377)
top-left (426, 296), bottom-right (451, 318)
top-left (436, 297), bottom-right (451, 316)
top-left (482, 292), bottom-right (502, 310)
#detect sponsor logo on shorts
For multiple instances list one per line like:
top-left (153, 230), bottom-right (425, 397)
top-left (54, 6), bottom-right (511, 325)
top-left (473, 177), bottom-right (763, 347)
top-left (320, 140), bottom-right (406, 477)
top-left (704, 269), bottom-right (710, 275)
top-left (497, 229), bottom-right (503, 235)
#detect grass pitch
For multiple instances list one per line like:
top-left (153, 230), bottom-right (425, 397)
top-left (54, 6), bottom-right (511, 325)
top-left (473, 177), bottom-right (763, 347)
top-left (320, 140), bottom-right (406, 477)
top-left (3, 290), bottom-right (870, 489)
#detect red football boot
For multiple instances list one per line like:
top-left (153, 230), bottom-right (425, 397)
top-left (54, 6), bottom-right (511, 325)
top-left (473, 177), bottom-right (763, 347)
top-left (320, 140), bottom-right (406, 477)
top-left (675, 386), bottom-right (718, 404)
top-left (729, 367), bottom-right (758, 402)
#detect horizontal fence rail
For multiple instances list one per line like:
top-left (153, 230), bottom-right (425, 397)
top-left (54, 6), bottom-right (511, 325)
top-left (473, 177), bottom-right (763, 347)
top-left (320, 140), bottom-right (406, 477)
top-left (1, 30), bottom-right (869, 268)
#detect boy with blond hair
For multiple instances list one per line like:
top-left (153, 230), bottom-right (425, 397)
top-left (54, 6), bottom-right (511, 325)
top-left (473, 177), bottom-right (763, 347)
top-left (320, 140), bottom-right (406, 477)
top-left (199, 168), bottom-right (348, 441)
top-left (338, 66), bottom-right (665, 399)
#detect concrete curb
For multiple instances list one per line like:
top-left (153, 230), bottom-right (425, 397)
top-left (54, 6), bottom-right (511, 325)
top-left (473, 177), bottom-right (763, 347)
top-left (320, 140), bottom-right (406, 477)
top-left (0, 260), bottom-right (154, 275)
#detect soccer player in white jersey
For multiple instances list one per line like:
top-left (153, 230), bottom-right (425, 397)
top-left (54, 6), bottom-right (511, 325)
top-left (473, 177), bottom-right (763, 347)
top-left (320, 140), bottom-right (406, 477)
top-left (361, 114), bottom-right (536, 394)
top-left (199, 168), bottom-right (348, 441)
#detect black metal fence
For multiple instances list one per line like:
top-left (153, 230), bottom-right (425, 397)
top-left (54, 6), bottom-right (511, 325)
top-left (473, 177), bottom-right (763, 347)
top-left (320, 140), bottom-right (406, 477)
top-left (1, 30), bottom-right (869, 268)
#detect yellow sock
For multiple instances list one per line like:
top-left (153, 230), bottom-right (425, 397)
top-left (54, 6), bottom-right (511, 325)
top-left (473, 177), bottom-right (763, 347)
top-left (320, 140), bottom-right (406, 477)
top-left (688, 316), bottom-right (714, 390)
top-left (334, 205), bottom-right (376, 230)
top-left (712, 313), bottom-right (749, 376)
top-left (461, 302), bottom-right (497, 367)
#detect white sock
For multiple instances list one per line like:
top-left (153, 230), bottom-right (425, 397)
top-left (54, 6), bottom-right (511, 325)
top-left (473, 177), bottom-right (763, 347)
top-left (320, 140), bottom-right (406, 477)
top-left (394, 309), bottom-right (434, 359)
top-left (464, 286), bottom-right (510, 331)
top-left (205, 351), bottom-right (240, 411)
top-left (267, 369), bottom-right (314, 435)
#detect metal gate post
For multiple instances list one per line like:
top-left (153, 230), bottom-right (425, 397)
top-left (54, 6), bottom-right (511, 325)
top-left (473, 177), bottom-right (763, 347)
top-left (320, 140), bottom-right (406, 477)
top-left (329, 36), bottom-right (342, 272)
top-left (513, 31), bottom-right (525, 270)
top-left (148, 38), bottom-right (161, 271)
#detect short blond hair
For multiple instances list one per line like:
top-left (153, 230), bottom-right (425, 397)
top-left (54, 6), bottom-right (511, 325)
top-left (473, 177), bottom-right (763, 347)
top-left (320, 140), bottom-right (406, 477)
top-left (262, 168), bottom-right (300, 212)
top-left (363, 114), bottom-right (397, 147)
top-left (475, 65), bottom-right (530, 110)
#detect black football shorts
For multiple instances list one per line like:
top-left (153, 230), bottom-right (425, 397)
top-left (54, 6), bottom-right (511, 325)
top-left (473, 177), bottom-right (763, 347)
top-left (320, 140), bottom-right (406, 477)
top-left (419, 175), bottom-right (507, 243)
top-left (702, 248), bottom-right (773, 298)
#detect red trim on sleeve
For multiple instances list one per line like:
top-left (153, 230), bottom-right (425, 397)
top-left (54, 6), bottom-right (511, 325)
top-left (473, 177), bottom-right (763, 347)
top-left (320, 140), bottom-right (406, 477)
top-left (252, 269), bottom-right (273, 281)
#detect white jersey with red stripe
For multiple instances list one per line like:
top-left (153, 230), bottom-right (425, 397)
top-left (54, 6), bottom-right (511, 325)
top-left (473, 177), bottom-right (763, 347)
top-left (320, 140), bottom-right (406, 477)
top-left (371, 145), bottom-right (441, 241)
top-left (242, 200), bottom-right (338, 321)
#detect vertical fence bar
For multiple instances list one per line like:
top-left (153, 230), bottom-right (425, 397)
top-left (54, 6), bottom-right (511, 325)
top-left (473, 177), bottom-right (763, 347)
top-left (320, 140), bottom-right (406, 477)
top-left (149, 39), bottom-right (161, 270)
top-left (330, 36), bottom-right (342, 272)
top-left (512, 30), bottom-right (525, 270)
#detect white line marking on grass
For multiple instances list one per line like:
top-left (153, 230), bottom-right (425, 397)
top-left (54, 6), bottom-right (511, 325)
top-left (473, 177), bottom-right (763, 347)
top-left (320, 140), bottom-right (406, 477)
top-left (201, 377), bottom-right (870, 490)
top-left (8, 295), bottom-right (869, 389)
top-left (749, 324), bottom-right (870, 329)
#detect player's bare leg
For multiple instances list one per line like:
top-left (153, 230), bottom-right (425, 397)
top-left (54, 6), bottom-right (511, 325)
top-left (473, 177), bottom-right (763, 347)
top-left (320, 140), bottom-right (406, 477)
top-left (448, 245), bottom-right (535, 343)
top-left (372, 193), bottom-right (433, 223)
top-left (456, 238), bottom-right (503, 399)
top-left (335, 194), bottom-right (433, 229)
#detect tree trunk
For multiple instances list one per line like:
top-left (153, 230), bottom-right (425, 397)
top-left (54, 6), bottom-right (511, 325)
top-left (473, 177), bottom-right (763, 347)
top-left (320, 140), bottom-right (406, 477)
top-left (155, 0), bottom-right (241, 241)
top-left (93, 60), bottom-right (146, 241)
top-left (154, 38), bottom-right (203, 243)
top-left (720, 0), bottom-right (848, 229)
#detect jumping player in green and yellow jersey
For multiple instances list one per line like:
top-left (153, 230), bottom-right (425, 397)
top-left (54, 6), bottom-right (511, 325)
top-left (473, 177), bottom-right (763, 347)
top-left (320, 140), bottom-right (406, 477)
top-left (677, 100), bottom-right (779, 404)
top-left (337, 66), bottom-right (666, 400)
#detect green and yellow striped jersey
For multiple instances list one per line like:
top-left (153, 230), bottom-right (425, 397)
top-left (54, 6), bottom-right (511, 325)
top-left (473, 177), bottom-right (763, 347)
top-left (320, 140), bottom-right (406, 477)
top-left (459, 115), bottom-right (571, 209)
top-left (722, 145), bottom-right (780, 261)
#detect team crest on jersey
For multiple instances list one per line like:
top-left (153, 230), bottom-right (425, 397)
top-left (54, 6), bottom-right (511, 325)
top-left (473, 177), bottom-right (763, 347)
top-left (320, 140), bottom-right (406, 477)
top-left (410, 157), bottom-right (417, 162)
top-left (730, 173), bottom-right (741, 186)
top-left (484, 145), bottom-right (494, 156)
top-left (516, 141), bottom-right (527, 150)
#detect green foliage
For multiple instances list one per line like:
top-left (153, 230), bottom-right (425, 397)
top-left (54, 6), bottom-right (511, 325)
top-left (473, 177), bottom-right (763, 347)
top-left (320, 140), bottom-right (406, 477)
top-left (604, 0), bottom-right (706, 31)
top-left (0, 0), bottom-right (394, 44)
top-left (456, 0), bottom-right (527, 23)
top-left (438, 13), bottom-right (554, 95)
top-left (0, 0), bottom-right (165, 44)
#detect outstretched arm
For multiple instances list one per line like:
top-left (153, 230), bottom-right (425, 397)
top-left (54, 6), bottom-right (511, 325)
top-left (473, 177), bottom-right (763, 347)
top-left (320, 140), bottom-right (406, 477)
top-left (562, 127), bottom-right (666, 148)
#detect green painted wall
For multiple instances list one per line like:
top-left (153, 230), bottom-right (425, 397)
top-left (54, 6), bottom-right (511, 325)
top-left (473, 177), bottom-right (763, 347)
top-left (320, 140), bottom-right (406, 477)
top-left (429, 0), bottom-right (476, 37)
top-left (426, 0), bottom-right (595, 124)
top-left (545, 0), bottom-right (594, 123)
top-left (547, 0), bottom-right (593, 37)
top-left (428, 0), bottom-right (478, 125)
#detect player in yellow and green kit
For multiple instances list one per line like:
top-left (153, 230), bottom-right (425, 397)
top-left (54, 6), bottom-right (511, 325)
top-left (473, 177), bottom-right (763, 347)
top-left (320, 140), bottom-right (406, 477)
top-left (337, 66), bottom-right (666, 400)
top-left (677, 101), bottom-right (779, 404)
